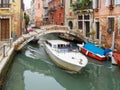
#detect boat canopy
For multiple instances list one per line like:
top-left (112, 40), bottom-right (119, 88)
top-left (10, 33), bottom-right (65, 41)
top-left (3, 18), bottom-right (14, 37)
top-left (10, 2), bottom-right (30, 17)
top-left (84, 42), bottom-right (112, 56)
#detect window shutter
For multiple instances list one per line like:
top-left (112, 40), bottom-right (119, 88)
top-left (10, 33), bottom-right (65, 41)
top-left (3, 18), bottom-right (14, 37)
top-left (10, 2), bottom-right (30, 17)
top-left (115, 0), bottom-right (120, 5)
top-left (98, 0), bottom-right (101, 8)
top-left (118, 17), bottom-right (120, 34)
top-left (105, 0), bottom-right (110, 7)
top-left (93, 0), bottom-right (97, 9)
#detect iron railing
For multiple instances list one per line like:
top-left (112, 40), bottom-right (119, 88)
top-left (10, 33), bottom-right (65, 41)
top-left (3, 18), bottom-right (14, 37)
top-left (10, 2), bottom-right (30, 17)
top-left (0, 4), bottom-right (10, 8)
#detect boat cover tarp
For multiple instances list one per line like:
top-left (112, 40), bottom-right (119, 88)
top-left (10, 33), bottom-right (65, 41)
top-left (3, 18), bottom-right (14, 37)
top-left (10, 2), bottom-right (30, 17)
top-left (83, 42), bottom-right (111, 56)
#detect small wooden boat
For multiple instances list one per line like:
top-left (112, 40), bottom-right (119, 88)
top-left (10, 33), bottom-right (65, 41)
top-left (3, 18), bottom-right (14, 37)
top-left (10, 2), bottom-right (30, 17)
top-left (45, 40), bottom-right (88, 73)
top-left (58, 33), bottom-right (75, 41)
top-left (29, 37), bottom-right (39, 44)
top-left (77, 42), bottom-right (112, 61)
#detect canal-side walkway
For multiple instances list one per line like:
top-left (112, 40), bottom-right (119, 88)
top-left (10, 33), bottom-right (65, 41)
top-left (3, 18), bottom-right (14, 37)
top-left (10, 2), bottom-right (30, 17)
top-left (0, 40), bottom-right (15, 85)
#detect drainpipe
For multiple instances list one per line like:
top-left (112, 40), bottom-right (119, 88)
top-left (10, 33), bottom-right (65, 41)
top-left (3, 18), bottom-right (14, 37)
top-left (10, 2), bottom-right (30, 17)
top-left (112, 31), bottom-right (115, 50)
top-left (111, 31), bottom-right (115, 51)
top-left (99, 30), bottom-right (101, 45)
top-left (63, 0), bottom-right (65, 25)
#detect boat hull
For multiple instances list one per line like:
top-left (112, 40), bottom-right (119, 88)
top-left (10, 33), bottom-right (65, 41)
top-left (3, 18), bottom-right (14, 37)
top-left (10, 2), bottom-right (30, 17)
top-left (80, 47), bottom-right (106, 61)
top-left (45, 46), bottom-right (84, 72)
top-left (113, 52), bottom-right (120, 66)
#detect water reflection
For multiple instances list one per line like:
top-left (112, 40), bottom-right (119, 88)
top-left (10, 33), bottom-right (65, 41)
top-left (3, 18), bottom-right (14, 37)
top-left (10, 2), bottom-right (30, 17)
top-left (4, 34), bottom-right (120, 90)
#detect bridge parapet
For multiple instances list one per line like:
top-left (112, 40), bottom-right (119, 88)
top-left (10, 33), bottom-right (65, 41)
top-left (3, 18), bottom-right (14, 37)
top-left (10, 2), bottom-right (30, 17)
top-left (13, 25), bottom-right (88, 51)
top-left (42, 25), bottom-right (69, 31)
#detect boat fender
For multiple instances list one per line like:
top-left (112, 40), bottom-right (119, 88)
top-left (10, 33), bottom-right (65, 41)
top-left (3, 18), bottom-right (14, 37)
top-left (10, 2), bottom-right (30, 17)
top-left (86, 51), bottom-right (88, 55)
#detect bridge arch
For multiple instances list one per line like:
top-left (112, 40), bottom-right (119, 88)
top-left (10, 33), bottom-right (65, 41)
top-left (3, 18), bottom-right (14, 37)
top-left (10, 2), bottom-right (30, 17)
top-left (14, 25), bottom-right (87, 51)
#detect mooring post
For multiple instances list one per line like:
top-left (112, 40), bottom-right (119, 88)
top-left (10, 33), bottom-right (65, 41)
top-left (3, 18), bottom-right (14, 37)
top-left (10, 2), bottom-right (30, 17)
top-left (10, 38), bottom-right (13, 48)
top-left (3, 44), bottom-right (6, 57)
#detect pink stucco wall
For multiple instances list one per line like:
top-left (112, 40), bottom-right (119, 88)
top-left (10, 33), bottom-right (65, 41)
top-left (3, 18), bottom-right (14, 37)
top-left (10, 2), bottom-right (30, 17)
top-left (94, 0), bottom-right (120, 52)
top-left (35, 0), bottom-right (44, 22)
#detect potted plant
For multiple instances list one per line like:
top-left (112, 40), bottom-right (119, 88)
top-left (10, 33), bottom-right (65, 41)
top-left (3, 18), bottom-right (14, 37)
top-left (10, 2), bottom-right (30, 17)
top-left (58, 3), bottom-right (64, 8)
top-left (109, 3), bottom-right (114, 10)
top-left (89, 29), bottom-right (96, 41)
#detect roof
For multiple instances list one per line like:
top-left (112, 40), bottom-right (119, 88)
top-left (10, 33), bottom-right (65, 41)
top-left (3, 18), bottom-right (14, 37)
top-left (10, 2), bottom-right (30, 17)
top-left (47, 40), bottom-right (69, 45)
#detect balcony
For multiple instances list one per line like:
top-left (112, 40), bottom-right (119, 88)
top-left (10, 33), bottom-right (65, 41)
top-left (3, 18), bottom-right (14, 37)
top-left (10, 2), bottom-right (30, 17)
top-left (108, 3), bottom-right (114, 10)
top-left (71, 0), bottom-right (92, 11)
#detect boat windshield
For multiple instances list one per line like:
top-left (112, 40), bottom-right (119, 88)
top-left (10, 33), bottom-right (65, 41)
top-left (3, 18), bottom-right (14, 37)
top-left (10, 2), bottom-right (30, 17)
top-left (57, 45), bottom-right (78, 53)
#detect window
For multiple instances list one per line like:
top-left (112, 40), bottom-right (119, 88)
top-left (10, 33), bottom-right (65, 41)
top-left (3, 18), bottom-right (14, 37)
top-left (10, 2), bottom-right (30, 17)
top-left (78, 16), bottom-right (83, 20)
top-left (107, 17), bottom-right (115, 34)
top-left (78, 21), bottom-right (83, 29)
top-left (84, 15), bottom-right (89, 20)
top-left (93, 0), bottom-right (100, 9)
top-left (105, 0), bottom-right (114, 7)
top-left (38, 3), bottom-right (40, 9)
top-left (70, 0), bottom-right (72, 4)
top-left (0, 0), bottom-right (9, 8)
top-left (115, 0), bottom-right (120, 5)
top-left (78, 15), bottom-right (83, 29)
top-left (61, 0), bottom-right (64, 6)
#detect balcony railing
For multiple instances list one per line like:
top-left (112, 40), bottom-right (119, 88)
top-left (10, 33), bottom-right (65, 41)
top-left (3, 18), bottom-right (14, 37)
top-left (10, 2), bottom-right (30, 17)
top-left (0, 4), bottom-right (10, 8)
top-left (71, 0), bottom-right (92, 11)
top-left (43, 3), bottom-right (48, 8)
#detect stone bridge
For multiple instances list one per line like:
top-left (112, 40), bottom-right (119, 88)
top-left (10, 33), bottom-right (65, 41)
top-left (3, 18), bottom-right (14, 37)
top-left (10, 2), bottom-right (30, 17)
top-left (14, 25), bottom-right (87, 51)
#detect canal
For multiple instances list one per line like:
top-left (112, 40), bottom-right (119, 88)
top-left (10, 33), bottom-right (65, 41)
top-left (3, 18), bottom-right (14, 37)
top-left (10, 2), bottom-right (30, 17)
top-left (3, 34), bottom-right (120, 90)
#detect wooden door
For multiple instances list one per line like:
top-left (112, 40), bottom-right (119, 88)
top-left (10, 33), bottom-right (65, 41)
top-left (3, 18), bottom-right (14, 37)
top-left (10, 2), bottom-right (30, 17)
top-left (96, 22), bottom-right (100, 39)
top-left (0, 19), bottom-right (9, 41)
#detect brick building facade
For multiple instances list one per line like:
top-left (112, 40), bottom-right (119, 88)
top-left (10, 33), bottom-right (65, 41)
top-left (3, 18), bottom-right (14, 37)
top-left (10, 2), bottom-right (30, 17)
top-left (48, 0), bottom-right (65, 25)
top-left (0, 0), bottom-right (25, 41)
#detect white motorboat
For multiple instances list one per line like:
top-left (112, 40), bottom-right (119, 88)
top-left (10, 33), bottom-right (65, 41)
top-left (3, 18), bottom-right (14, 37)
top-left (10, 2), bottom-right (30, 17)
top-left (44, 40), bottom-right (88, 73)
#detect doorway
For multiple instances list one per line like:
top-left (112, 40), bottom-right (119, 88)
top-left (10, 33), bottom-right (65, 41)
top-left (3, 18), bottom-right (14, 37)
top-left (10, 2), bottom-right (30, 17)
top-left (96, 22), bottom-right (100, 39)
top-left (68, 21), bottom-right (73, 29)
top-left (0, 19), bottom-right (10, 41)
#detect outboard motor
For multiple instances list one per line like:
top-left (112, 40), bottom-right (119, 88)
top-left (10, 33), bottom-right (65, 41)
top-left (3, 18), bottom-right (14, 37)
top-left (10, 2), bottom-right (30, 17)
top-left (106, 52), bottom-right (113, 61)
top-left (104, 48), bottom-right (112, 61)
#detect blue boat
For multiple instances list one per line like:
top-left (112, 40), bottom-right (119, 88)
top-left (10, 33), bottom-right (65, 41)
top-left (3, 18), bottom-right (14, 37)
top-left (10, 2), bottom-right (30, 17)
top-left (77, 42), bottom-right (112, 61)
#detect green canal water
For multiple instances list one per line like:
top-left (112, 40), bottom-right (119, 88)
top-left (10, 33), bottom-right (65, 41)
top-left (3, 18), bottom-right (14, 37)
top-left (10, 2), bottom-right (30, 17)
top-left (3, 34), bottom-right (120, 90)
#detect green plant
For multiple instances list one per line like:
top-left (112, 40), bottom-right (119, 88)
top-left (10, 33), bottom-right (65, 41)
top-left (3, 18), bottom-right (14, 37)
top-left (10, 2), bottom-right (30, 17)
top-left (89, 30), bottom-right (96, 35)
top-left (58, 3), bottom-right (63, 7)
top-left (71, 0), bottom-right (92, 11)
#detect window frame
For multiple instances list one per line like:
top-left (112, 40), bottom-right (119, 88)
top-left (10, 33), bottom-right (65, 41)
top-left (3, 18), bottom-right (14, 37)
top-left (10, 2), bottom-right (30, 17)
top-left (107, 16), bottom-right (116, 33)
top-left (0, 0), bottom-right (9, 8)
top-left (118, 16), bottom-right (120, 35)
